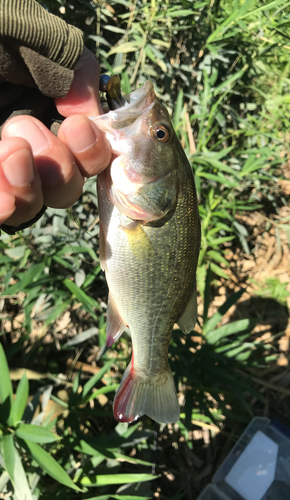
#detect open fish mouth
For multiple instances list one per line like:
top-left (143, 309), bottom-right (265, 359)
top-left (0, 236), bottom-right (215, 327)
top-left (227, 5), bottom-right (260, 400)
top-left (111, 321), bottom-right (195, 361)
top-left (117, 80), bottom-right (155, 115)
top-left (90, 80), bottom-right (159, 161)
top-left (90, 80), bottom-right (156, 131)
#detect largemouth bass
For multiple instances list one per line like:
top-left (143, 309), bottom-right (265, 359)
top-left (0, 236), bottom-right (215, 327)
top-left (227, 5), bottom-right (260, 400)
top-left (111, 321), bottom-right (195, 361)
top-left (91, 81), bottom-right (200, 424)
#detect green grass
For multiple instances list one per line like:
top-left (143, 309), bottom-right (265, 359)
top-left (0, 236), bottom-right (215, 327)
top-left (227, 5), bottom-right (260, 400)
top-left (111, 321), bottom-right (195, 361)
top-left (1, 0), bottom-right (290, 498)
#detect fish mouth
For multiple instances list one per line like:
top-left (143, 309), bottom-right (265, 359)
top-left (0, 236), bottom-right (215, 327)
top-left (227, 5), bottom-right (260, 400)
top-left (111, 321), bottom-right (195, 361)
top-left (90, 80), bottom-right (158, 159)
top-left (90, 80), bottom-right (156, 131)
top-left (112, 80), bottom-right (155, 117)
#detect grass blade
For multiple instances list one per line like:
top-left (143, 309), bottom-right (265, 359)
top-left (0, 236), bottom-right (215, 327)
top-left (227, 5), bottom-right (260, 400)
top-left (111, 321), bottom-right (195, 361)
top-left (63, 278), bottom-right (100, 318)
top-left (25, 440), bottom-right (81, 491)
top-left (202, 266), bottom-right (212, 324)
top-left (2, 262), bottom-right (45, 296)
top-left (12, 373), bottom-right (29, 425)
top-left (2, 434), bottom-right (33, 500)
top-left (82, 360), bottom-right (113, 399)
top-left (64, 327), bottom-right (98, 347)
top-left (80, 473), bottom-right (158, 486)
top-left (16, 424), bottom-right (61, 444)
top-left (0, 343), bottom-right (13, 423)
top-left (204, 289), bottom-right (246, 334)
top-left (206, 318), bottom-right (259, 344)
top-left (85, 496), bottom-right (151, 500)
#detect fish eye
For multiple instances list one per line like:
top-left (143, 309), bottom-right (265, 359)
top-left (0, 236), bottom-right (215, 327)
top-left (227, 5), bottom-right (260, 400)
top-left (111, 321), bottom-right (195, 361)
top-left (152, 124), bottom-right (171, 143)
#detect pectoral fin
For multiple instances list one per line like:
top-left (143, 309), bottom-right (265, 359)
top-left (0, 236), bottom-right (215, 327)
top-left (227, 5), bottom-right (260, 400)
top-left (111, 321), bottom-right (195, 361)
top-left (177, 286), bottom-right (197, 334)
top-left (121, 221), bottom-right (154, 259)
top-left (106, 294), bottom-right (127, 347)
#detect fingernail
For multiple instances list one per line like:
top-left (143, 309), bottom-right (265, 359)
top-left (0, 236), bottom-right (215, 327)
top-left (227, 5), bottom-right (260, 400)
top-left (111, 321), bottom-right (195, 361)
top-left (5, 119), bottom-right (50, 155)
top-left (65, 116), bottom-right (97, 153)
top-left (2, 149), bottom-right (34, 186)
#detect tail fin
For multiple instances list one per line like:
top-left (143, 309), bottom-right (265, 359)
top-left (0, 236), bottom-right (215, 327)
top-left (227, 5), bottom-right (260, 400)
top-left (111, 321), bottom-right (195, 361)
top-left (113, 361), bottom-right (180, 424)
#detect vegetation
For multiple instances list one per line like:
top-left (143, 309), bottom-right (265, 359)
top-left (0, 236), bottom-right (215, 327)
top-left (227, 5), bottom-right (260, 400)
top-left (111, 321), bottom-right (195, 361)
top-left (1, 0), bottom-right (289, 498)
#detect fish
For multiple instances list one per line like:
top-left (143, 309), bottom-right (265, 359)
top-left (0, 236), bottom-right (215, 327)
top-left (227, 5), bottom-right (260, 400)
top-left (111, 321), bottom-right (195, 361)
top-left (90, 80), bottom-right (200, 424)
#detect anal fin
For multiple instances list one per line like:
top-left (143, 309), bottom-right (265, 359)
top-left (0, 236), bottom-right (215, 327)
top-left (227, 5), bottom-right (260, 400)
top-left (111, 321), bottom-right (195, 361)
top-left (177, 286), bottom-right (197, 334)
top-left (106, 294), bottom-right (127, 347)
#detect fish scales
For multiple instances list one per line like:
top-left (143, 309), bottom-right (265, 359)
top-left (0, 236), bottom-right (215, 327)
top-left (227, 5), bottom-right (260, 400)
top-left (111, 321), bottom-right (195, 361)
top-left (92, 80), bottom-right (200, 423)
top-left (98, 173), bottom-right (198, 370)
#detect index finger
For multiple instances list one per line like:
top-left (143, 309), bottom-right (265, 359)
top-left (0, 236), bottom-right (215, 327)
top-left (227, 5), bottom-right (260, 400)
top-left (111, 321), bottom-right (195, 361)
top-left (55, 47), bottom-right (102, 117)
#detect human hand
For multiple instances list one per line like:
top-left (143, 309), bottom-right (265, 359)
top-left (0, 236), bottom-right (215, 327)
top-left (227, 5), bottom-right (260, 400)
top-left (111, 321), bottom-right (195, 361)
top-left (0, 47), bottom-right (111, 229)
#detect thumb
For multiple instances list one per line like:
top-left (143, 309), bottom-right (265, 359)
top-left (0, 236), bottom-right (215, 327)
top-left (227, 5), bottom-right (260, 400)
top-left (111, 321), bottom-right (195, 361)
top-left (54, 47), bottom-right (103, 117)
